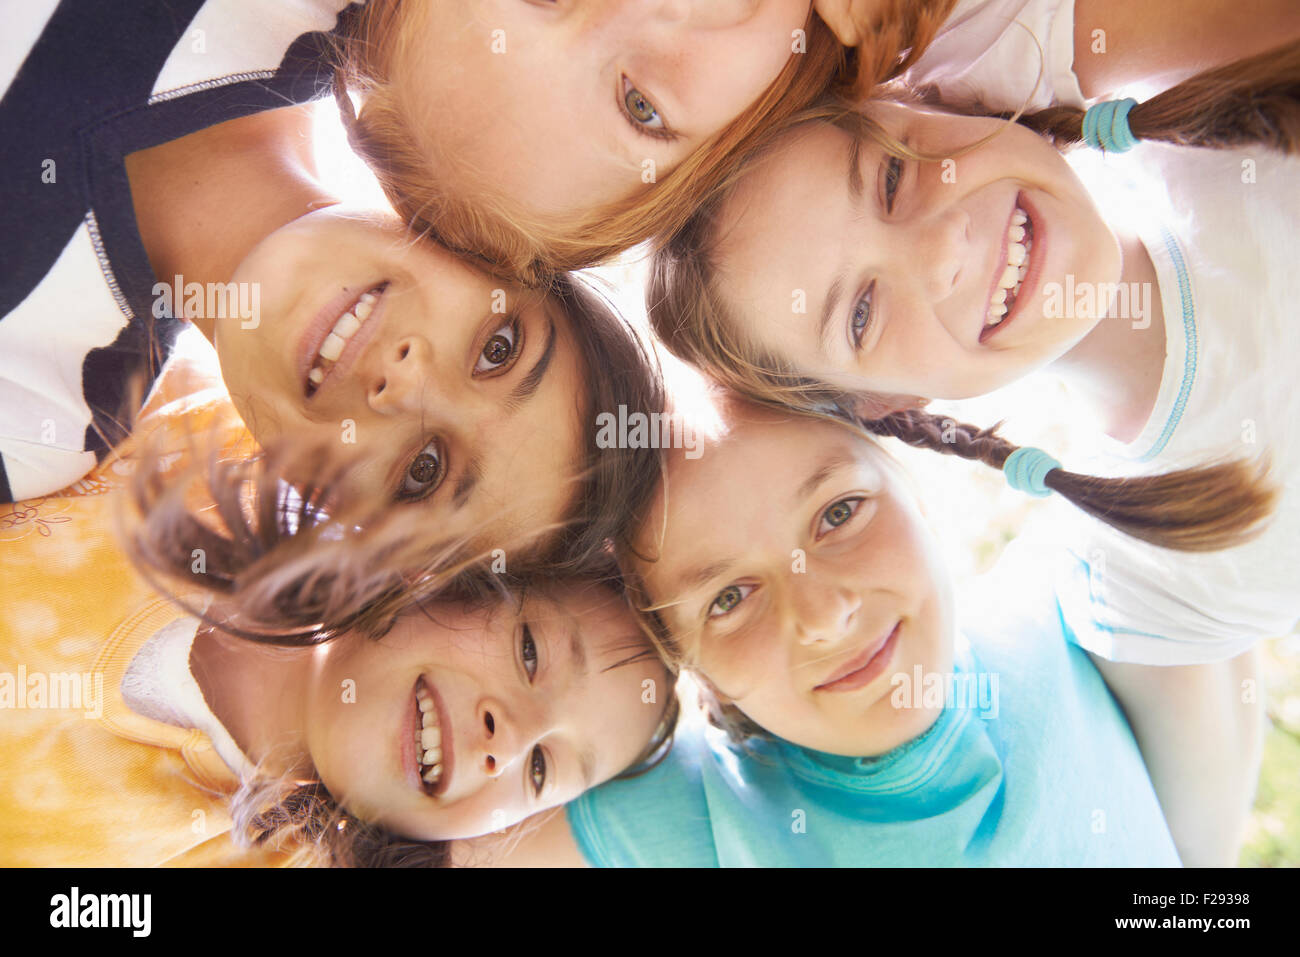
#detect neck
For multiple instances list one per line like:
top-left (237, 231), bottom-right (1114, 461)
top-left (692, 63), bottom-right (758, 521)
top-left (1048, 230), bottom-right (1167, 443)
top-left (189, 624), bottom-right (319, 778)
top-left (125, 103), bottom-right (339, 344)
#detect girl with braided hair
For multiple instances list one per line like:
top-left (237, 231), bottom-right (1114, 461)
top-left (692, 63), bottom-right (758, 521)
top-left (646, 38), bottom-right (1300, 863)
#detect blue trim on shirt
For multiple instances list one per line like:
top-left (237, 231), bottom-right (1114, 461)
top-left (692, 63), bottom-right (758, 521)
top-left (1139, 227), bottom-right (1198, 462)
top-left (1065, 549), bottom-right (1170, 642)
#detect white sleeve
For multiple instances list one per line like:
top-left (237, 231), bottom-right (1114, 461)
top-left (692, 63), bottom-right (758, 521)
top-left (904, 0), bottom-right (1085, 113)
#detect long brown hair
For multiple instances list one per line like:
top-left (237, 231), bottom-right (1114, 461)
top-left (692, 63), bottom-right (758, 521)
top-left (331, 1), bottom-right (962, 283)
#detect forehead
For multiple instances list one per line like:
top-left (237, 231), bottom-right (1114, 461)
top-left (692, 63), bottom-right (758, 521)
top-left (715, 122), bottom-right (856, 313)
top-left (647, 415), bottom-right (881, 555)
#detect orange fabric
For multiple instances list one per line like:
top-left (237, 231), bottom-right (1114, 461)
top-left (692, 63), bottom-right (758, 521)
top-left (0, 351), bottom-right (290, 866)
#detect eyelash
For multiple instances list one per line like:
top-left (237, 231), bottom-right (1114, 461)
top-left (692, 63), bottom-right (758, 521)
top-left (474, 316), bottom-right (524, 377)
top-left (708, 583), bottom-right (756, 620)
top-left (519, 623), bottom-right (546, 796)
top-left (817, 497), bottom-right (866, 539)
top-left (849, 280), bottom-right (876, 351)
top-left (883, 155), bottom-right (904, 213)
top-left (395, 438), bottom-right (445, 503)
top-left (621, 76), bottom-right (676, 142)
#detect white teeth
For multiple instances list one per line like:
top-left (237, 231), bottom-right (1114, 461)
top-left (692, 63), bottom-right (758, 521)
top-left (417, 695), bottom-right (434, 713)
top-left (1007, 241), bottom-right (1026, 266)
top-left (308, 367), bottom-right (324, 385)
top-left (424, 746), bottom-right (442, 766)
top-left (354, 297), bottom-right (374, 321)
top-left (998, 264), bottom-right (1019, 289)
top-left (332, 312), bottom-right (362, 339)
top-left (422, 726), bottom-right (441, 749)
top-left (422, 766), bottom-right (441, 785)
top-left (991, 287), bottom-right (1008, 305)
top-left (1012, 209), bottom-right (1027, 226)
top-left (318, 332), bottom-right (345, 362)
top-left (1008, 224), bottom-right (1026, 242)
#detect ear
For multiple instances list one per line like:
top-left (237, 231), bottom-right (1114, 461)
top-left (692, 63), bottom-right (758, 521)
top-left (841, 391), bottom-right (929, 421)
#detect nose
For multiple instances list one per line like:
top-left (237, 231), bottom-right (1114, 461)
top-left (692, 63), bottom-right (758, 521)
top-left (365, 335), bottom-right (431, 415)
top-left (789, 576), bottom-right (861, 645)
top-left (475, 699), bottom-right (538, 778)
top-left (920, 205), bottom-right (970, 302)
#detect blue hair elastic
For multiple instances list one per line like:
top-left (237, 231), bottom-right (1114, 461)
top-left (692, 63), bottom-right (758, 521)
top-left (1003, 447), bottom-right (1061, 497)
top-left (1082, 98), bottom-right (1138, 153)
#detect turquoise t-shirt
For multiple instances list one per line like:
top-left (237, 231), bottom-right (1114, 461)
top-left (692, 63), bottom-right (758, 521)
top-left (567, 585), bottom-right (1179, 867)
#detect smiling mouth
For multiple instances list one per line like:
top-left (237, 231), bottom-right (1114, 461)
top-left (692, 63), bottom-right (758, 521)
top-left (412, 675), bottom-right (450, 797)
top-left (981, 203), bottom-right (1035, 340)
top-left (814, 622), bottom-right (902, 693)
top-left (305, 282), bottom-right (388, 398)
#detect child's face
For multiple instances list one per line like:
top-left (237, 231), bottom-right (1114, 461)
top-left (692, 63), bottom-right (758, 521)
top-left (405, 0), bottom-right (812, 218)
top-left (306, 583), bottom-right (670, 841)
top-left (714, 101), bottom-right (1123, 401)
top-left (633, 405), bottom-right (954, 756)
top-left (220, 206), bottom-right (584, 553)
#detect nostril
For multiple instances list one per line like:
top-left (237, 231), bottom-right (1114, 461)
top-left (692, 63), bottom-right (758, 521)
top-left (485, 755), bottom-right (495, 773)
top-left (372, 378), bottom-right (386, 398)
top-left (484, 711), bottom-right (494, 736)
top-left (398, 343), bottom-right (410, 361)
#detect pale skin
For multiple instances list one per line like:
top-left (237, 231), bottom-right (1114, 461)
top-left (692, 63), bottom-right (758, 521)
top-left (713, 103), bottom-right (1265, 865)
top-left (403, 0), bottom-right (813, 219)
top-left (127, 107), bottom-right (587, 554)
top-left (187, 584), bottom-right (671, 842)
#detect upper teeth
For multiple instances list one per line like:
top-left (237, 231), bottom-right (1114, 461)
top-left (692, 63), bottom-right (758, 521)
top-left (415, 679), bottom-right (443, 790)
top-left (307, 286), bottom-right (383, 392)
top-left (987, 208), bottom-right (1031, 329)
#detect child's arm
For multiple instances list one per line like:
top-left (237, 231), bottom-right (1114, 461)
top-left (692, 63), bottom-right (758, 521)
top-left (449, 808), bottom-right (589, 868)
top-left (1087, 648), bottom-right (1265, 867)
top-left (1072, 0), bottom-right (1300, 98)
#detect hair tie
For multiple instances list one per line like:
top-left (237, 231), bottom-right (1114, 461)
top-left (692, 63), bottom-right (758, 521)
top-left (1082, 98), bottom-right (1138, 153)
top-left (1003, 447), bottom-right (1061, 497)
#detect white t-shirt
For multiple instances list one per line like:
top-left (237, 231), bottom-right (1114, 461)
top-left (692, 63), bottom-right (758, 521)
top-left (905, 0), bottom-right (1084, 112)
top-left (1034, 142), bottom-right (1300, 664)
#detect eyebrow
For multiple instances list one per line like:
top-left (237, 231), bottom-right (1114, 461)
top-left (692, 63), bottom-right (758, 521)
top-left (451, 454), bottom-right (483, 508)
top-left (796, 451), bottom-right (858, 504)
top-left (504, 314), bottom-right (558, 412)
top-left (670, 558), bottom-right (735, 599)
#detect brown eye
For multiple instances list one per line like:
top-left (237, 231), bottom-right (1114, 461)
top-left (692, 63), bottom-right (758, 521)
top-left (396, 440), bottom-right (445, 502)
top-left (483, 335), bottom-right (510, 366)
top-left (473, 318), bottom-right (521, 375)
top-left (529, 746), bottom-right (547, 796)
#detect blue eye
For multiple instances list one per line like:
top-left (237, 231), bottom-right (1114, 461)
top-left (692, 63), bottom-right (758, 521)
top-left (884, 155), bottom-right (904, 212)
top-left (709, 583), bottom-right (755, 619)
top-left (850, 281), bottom-right (876, 349)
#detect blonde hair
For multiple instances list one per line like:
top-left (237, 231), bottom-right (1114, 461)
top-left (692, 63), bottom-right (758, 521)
top-left (332, 1), bottom-right (964, 284)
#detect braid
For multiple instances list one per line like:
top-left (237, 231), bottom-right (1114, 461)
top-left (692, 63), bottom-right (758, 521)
top-left (857, 409), bottom-right (1277, 553)
top-left (1022, 38), bottom-right (1300, 154)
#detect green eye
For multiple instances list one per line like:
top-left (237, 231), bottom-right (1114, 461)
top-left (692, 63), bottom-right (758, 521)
top-left (824, 501), bottom-right (855, 527)
top-left (709, 583), bottom-right (754, 618)
top-left (624, 85), bottom-right (657, 123)
top-left (818, 497), bottom-right (865, 538)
